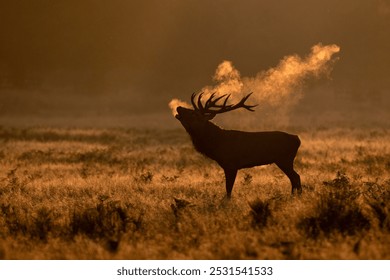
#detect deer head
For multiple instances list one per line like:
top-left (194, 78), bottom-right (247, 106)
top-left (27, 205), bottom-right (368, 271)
top-left (175, 92), bottom-right (257, 133)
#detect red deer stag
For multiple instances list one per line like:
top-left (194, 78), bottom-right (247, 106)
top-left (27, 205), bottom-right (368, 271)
top-left (175, 92), bottom-right (302, 198)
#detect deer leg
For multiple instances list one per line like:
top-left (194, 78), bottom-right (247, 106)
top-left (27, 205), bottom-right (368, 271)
top-left (276, 161), bottom-right (302, 195)
top-left (291, 171), bottom-right (302, 195)
top-left (224, 168), bottom-right (237, 199)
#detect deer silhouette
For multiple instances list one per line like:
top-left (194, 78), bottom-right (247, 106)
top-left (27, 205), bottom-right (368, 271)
top-left (175, 92), bottom-right (302, 198)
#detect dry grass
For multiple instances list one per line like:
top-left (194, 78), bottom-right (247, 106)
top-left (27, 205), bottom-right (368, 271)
top-left (0, 126), bottom-right (389, 259)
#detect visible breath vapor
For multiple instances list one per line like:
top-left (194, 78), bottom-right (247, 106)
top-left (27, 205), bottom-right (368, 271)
top-left (169, 98), bottom-right (191, 116)
top-left (203, 43), bottom-right (340, 107)
top-left (169, 43), bottom-right (340, 127)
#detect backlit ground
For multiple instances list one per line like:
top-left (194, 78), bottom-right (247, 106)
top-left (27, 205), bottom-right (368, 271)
top-left (0, 126), bottom-right (389, 259)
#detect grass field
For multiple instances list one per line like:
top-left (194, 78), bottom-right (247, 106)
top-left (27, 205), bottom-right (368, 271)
top-left (0, 125), bottom-right (389, 259)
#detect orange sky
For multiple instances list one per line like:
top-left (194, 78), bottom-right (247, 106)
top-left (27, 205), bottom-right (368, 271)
top-left (0, 0), bottom-right (389, 120)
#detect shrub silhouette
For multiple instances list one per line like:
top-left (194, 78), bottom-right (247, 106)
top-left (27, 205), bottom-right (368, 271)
top-left (70, 198), bottom-right (141, 241)
top-left (365, 182), bottom-right (390, 231)
top-left (249, 199), bottom-right (271, 228)
top-left (301, 173), bottom-right (370, 238)
top-left (0, 204), bottom-right (53, 242)
top-left (31, 207), bottom-right (53, 242)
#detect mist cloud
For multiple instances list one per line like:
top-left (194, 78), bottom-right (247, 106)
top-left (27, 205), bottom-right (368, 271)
top-left (180, 43), bottom-right (341, 128)
top-left (202, 43), bottom-right (340, 108)
top-left (168, 98), bottom-right (191, 116)
top-left (170, 43), bottom-right (340, 126)
top-left (170, 43), bottom-right (340, 128)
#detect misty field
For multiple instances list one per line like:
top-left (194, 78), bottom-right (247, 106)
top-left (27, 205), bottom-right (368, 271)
top-left (0, 125), bottom-right (389, 259)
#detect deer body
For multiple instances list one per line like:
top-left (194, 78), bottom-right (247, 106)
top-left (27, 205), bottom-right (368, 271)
top-left (175, 93), bottom-right (302, 198)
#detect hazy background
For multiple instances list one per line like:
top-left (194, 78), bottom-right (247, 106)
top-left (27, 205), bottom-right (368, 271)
top-left (0, 0), bottom-right (389, 128)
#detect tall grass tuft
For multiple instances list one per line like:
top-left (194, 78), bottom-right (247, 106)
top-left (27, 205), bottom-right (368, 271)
top-left (249, 199), bottom-right (271, 228)
top-left (31, 207), bottom-right (53, 242)
top-left (365, 182), bottom-right (390, 231)
top-left (301, 172), bottom-right (370, 238)
top-left (70, 197), bottom-right (141, 242)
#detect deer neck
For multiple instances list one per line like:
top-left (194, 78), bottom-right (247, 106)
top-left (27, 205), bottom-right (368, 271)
top-left (187, 121), bottom-right (222, 155)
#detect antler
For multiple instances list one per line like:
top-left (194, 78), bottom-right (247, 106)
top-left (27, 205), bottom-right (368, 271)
top-left (191, 92), bottom-right (257, 117)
